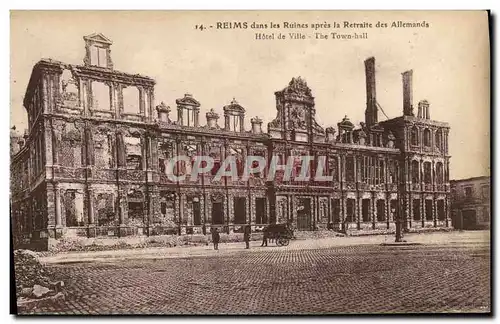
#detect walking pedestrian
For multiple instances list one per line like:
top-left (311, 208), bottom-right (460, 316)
top-left (244, 224), bottom-right (251, 249)
top-left (212, 227), bottom-right (220, 250)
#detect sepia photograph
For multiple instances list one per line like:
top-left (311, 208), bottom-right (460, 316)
top-left (9, 10), bottom-right (490, 315)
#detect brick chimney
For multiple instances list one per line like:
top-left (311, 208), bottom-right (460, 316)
top-left (402, 70), bottom-right (414, 116)
top-left (364, 57), bottom-right (378, 127)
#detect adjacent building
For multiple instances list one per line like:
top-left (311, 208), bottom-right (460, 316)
top-left (10, 33), bottom-right (452, 248)
top-left (451, 176), bottom-right (490, 229)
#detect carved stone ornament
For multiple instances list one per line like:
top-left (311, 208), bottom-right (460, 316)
top-left (211, 192), bottom-right (224, 202)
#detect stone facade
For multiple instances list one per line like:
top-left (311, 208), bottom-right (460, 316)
top-left (450, 176), bottom-right (490, 229)
top-left (10, 34), bottom-right (452, 247)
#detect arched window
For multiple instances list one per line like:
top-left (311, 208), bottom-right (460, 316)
top-left (411, 160), bottom-right (420, 183)
top-left (435, 130), bottom-right (442, 151)
top-left (411, 127), bottom-right (419, 146)
top-left (423, 162), bottom-right (432, 184)
top-left (423, 129), bottom-right (431, 147)
top-left (436, 162), bottom-right (444, 184)
top-left (346, 156), bottom-right (355, 182)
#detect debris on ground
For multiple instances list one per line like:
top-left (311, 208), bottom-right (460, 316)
top-left (14, 249), bottom-right (66, 312)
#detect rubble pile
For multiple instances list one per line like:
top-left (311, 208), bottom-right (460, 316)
top-left (14, 249), bottom-right (65, 302)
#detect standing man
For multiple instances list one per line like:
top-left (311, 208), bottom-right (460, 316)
top-left (243, 224), bottom-right (251, 249)
top-left (212, 227), bottom-right (220, 250)
top-left (260, 226), bottom-right (268, 247)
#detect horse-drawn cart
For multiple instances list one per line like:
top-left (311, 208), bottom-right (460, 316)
top-left (263, 223), bottom-right (294, 246)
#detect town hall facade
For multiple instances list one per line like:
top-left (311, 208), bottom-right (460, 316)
top-left (10, 34), bottom-right (451, 246)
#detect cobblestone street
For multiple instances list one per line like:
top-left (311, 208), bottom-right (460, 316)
top-left (23, 232), bottom-right (490, 315)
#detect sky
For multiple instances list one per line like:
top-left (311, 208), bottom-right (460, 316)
top-left (10, 11), bottom-right (490, 180)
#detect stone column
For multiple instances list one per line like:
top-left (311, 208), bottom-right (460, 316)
top-left (372, 195), bottom-right (376, 229)
top-left (420, 195), bottom-right (425, 226)
top-left (179, 193), bottom-right (186, 234)
top-left (149, 187), bottom-right (159, 229)
top-left (55, 185), bottom-right (62, 227)
top-left (150, 136), bottom-right (158, 172)
top-left (54, 184), bottom-right (63, 239)
top-left (87, 189), bottom-right (95, 225)
top-left (139, 87), bottom-right (145, 115)
top-left (81, 80), bottom-right (88, 114)
top-left (433, 196), bottom-right (437, 227)
top-left (341, 194), bottom-right (346, 231)
top-left (385, 194), bottom-right (390, 229)
top-left (353, 156), bottom-right (358, 182)
top-left (194, 110), bottom-right (200, 127)
top-left (408, 193), bottom-right (413, 227)
top-left (116, 132), bottom-right (127, 168)
top-left (42, 75), bottom-right (49, 113)
top-left (431, 160), bottom-right (435, 191)
top-left (356, 196), bottom-right (361, 230)
top-left (177, 107), bottom-right (183, 125)
top-left (110, 83), bottom-right (117, 117)
top-left (44, 120), bottom-right (54, 168)
top-left (445, 195), bottom-right (450, 227)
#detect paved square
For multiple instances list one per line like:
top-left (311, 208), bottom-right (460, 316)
top-left (21, 233), bottom-right (490, 315)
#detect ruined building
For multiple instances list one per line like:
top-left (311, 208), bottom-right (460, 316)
top-left (10, 34), bottom-right (451, 247)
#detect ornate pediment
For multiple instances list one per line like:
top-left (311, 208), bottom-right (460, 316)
top-left (338, 115), bottom-right (354, 129)
top-left (176, 93), bottom-right (200, 108)
top-left (83, 33), bottom-right (113, 45)
top-left (283, 77), bottom-right (312, 96)
top-left (223, 98), bottom-right (245, 115)
top-left (275, 77), bottom-right (315, 106)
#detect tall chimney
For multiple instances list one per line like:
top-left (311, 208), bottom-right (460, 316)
top-left (364, 57), bottom-right (378, 127)
top-left (402, 70), bottom-right (414, 116)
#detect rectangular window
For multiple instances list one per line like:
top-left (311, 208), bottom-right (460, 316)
top-left (437, 200), bottom-right (445, 221)
top-left (464, 186), bottom-right (473, 198)
top-left (91, 81), bottom-right (110, 110)
top-left (362, 199), bottom-right (370, 222)
top-left (346, 157), bottom-right (355, 182)
top-left (90, 46), bottom-right (99, 66)
top-left (483, 207), bottom-right (490, 222)
top-left (425, 200), bottom-right (433, 221)
top-left (332, 199), bottom-right (341, 223)
top-left (376, 200), bottom-right (385, 221)
top-left (193, 200), bottom-right (201, 225)
top-left (481, 185), bottom-right (490, 200)
top-left (413, 200), bottom-right (421, 221)
top-left (98, 47), bottom-right (107, 67)
top-left (122, 86), bottom-right (140, 114)
top-left (346, 199), bottom-right (355, 222)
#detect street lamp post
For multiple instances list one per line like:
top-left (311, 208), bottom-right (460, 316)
top-left (394, 163), bottom-right (404, 243)
top-left (394, 206), bottom-right (402, 242)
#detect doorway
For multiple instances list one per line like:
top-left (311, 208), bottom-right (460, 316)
top-left (212, 202), bottom-right (224, 225)
top-left (255, 198), bottom-right (267, 224)
top-left (193, 200), bottom-right (201, 225)
top-left (297, 198), bottom-right (311, 230)
top-left (234, 197), bottom-right (246, 224)
top-left (462, 210), bottom-right (477, 229)
top-left (425, 200), bottom-right (433, 221)
top-left (362, 199), bottom-right (370, 222)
